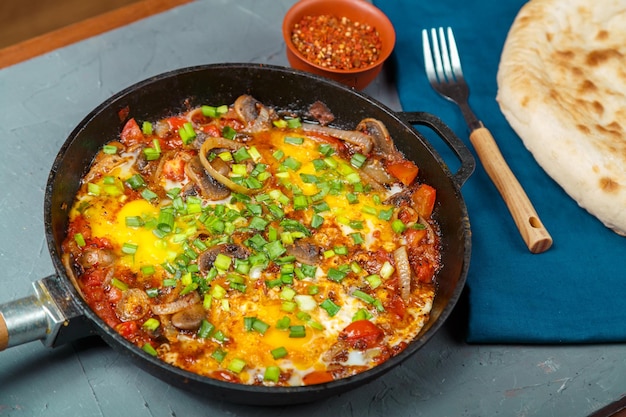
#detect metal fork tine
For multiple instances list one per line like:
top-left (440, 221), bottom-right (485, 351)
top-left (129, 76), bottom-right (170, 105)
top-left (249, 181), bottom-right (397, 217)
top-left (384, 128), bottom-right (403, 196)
top-left (446, 27), bottom-right (463, 80)
top-left (421, 29), bottom-right (436, 84)
top-left (438, 27), bottom-right (454, 83)
top-left (430, 28), bottom-right (445, 84)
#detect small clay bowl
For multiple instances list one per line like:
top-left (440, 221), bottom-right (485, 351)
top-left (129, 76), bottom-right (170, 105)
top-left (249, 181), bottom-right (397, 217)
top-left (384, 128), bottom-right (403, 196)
top-left (282, 0), bottom-right (395, 90)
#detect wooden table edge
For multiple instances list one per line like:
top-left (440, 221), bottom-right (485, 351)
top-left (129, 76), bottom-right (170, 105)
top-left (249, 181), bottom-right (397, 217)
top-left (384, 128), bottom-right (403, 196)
top-left (0, 0), bottom-right (193, 70)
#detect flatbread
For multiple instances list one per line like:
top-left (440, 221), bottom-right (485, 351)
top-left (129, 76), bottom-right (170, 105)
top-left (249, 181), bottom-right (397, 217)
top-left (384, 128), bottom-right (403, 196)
top-left (496, 0), bottom-right (626, 235)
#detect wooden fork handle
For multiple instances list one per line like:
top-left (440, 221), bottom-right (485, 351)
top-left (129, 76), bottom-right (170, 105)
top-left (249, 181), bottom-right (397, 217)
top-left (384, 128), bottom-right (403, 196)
top-left (469, 126), bottom-right (553, 253)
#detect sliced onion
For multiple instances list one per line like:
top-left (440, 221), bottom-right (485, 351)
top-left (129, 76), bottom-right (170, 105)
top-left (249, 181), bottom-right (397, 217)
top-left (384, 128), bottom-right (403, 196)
top-left (150, 291), bottom-right (200, 315)
top-left (393, 246), bottom-right (412, 302)
top-left (301, 123), bottom-right (373, 154)
top-left (199, 137), bottom-right (252, 194)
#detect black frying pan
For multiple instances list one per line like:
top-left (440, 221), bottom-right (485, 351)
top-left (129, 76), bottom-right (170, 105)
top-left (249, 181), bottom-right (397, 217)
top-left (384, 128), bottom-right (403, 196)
top-left (0, 63), bottom-right (474, 406)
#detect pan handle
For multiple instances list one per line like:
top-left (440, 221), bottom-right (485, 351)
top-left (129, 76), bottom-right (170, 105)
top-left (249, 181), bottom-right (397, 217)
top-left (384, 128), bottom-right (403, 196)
top-left (0, 276), bottom-right (76, 351)
top-left (399, 111), bottom-right (475, 188)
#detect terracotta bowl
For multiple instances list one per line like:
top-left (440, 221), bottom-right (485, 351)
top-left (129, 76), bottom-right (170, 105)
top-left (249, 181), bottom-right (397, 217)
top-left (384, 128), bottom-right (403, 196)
top-left (282, 0), bottom-right (395, 90)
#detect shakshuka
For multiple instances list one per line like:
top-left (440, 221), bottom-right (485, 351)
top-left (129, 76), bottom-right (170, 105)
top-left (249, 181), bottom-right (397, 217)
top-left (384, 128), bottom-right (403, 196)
top-left (62, 95), bottom-right (440, 386)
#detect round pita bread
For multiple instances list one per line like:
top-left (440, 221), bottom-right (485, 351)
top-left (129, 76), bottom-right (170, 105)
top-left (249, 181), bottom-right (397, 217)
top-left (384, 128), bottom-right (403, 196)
top-left (496, 0), bottom-right (626, 235)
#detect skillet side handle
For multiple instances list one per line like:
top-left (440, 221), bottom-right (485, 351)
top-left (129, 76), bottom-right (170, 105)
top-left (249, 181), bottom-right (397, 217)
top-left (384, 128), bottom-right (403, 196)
top-left (0, 276), bottom-right (68, 351)
top-left (400, 111), bottom-right (476, 188)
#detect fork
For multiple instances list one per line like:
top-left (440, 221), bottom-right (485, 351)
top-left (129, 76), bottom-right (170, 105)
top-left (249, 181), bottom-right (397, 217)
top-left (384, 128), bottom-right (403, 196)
top-left (422, 27), bottom-right (552, 254)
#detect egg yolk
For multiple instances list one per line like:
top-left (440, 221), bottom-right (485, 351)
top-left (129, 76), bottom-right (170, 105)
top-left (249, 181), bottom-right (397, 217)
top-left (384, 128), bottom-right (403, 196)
top-left (87, 199), bottom-right (182, 270)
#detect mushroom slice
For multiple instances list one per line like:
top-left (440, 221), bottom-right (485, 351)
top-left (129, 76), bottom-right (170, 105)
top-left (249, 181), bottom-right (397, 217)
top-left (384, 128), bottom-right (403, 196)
top-left (356, 118), bottom-right (397, 156)
top-left (286, 241), bottom-right (322, 265)
top-left (116, 288), bottom-right (151, 321)
top-left (301, 123), bottom-right (373, 154)
top-left (78, 248), bottom-right (116, 269)
top-left (234, 94), bottom-right (273, 133)
top-left (185, 155), bottom-right (231, 201)
top-left (171, 303), bottom-right (206, 331)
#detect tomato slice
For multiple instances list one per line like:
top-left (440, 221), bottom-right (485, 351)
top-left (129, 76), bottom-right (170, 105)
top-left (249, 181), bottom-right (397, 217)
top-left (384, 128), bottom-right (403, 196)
top-left (412, 184), bottom-right (436, 218)
top-left (339, 320), bottom-right (384, 350)
top-left (120, 118), bottom-right (145, 146)
top-left (387, 160), bottom-right (419, 186)
top-left (302, 370), bottom-right (334, 385)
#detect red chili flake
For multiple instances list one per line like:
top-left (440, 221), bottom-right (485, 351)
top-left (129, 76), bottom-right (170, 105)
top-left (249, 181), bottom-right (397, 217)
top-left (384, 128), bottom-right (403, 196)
top-left (291, 15), bottom-right (382, 70)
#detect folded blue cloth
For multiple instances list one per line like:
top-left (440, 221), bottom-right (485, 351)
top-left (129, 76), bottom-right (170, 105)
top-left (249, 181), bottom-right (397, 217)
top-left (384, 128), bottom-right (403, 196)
top-left (374, 0), bottom-right (626, 343)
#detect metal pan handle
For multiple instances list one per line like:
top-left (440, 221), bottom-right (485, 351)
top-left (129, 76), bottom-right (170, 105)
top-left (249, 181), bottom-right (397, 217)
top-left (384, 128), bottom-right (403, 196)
top-left (0, 276), bottom-right (85, 351)
top-left (399, 111), bottom-right (475, 188)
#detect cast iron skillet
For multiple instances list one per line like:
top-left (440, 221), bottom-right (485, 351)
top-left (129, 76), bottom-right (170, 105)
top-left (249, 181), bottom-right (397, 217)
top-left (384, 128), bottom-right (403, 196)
top-left (0, 63), bottom-right (474, 406)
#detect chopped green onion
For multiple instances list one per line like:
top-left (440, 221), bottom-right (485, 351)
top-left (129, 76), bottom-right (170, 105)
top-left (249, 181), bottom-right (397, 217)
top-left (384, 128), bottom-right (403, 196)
top-left (301, 264), bottom-right (317, 278)
top-left (350, 153), bottom-right (367, 168)
top-left (222, 125), bottom-right (237, 140)
top-left (157, 209), bottom-right (175, 233)
top-left (227, 358), bottom-right (247, 373)
top-left (213, 329), bottom-right (227, 342)
top-left (311, 214), bottom-right (324, 229)
top-left (264, 366), bottom-right (281, 382)
top-left (286, 118), bottom-right (301, 128)
top-left (141, 188), bottom-right (158, 201)
top-left (264, 240), bottom-right (286, 260)
top-left (350, 232), bottom-right (364, 245)
top-left (282, 156), bottom-right (301, 171)
top-left (361, 206), bottom-right (377, 216)
top-left (142, 318), bottom-right (160, 331)
top-left (233, 147), bottom-right (251, 163)
top-left (353, 308), bottom-right (373, 321)
top-left (280, 287), bottom-right (297, 301)
top-left (293, 195), bottom-right (309, 210)
top-left (272, 149), bottom-right (285, 161)
top-left (144, 147), bottom-right (160, 161)
top-left (111, 277), bottom-right (128, 291)
top-left (141, 265), bottom-right (156, 276)
top-left (141, 121), bottom-right (153, 135)
top-left (122, 242), bottom-right (138, 255)
top-left (249, 216), bottom-right (269, 231)
top-left (391, 219), bottom-right (406, 234)
top-left (378, 208), bottom-right (394, 221)
top-left (276, 316), bottom-right (291, 329)
top-left (366, 274), bottom-right (382, 289)
top-left (211, 349), bottom-right (227, 363)
top-left (74, 233), bottom-right (86, 247)
top-left (211, 284), bottom-right (227, 299)
top-left (252, 319), bottom-right (270, 335)
top-left (334, 245), bottom-right (348, 256)
top-left (327, 267), bottom-right (348, 282)
top-left (271, 346), bottom-right (288, 360)
top-left (179, 122), bottom-right (196, 145)
top-left (163, 278), bottom-right (177, 287)
top-left (318, 143), bottom-right (334, 156)
top-left (214, 253), bottom-right (232, 271)
top-left (352, 289), bottom-right (376, 305)
top-left (320, 299), bottom-right (341, 317)
top-left (142, 343), bottom-right (158, 356)
top-left (284, 136), bottom-right (304, 145)
top-left (288, 325), bottom-right (306, 338)
top-left (281, 301), bottom-right (297, 312)
top-left (87, 183), bottom-right (100, 196)
top-left (102, 145), bottom-right (118, 155)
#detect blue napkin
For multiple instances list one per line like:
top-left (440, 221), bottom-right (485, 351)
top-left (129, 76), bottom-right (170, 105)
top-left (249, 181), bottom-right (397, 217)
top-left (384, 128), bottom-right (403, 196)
top-left (373, 0), bottom-right (626, 343)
